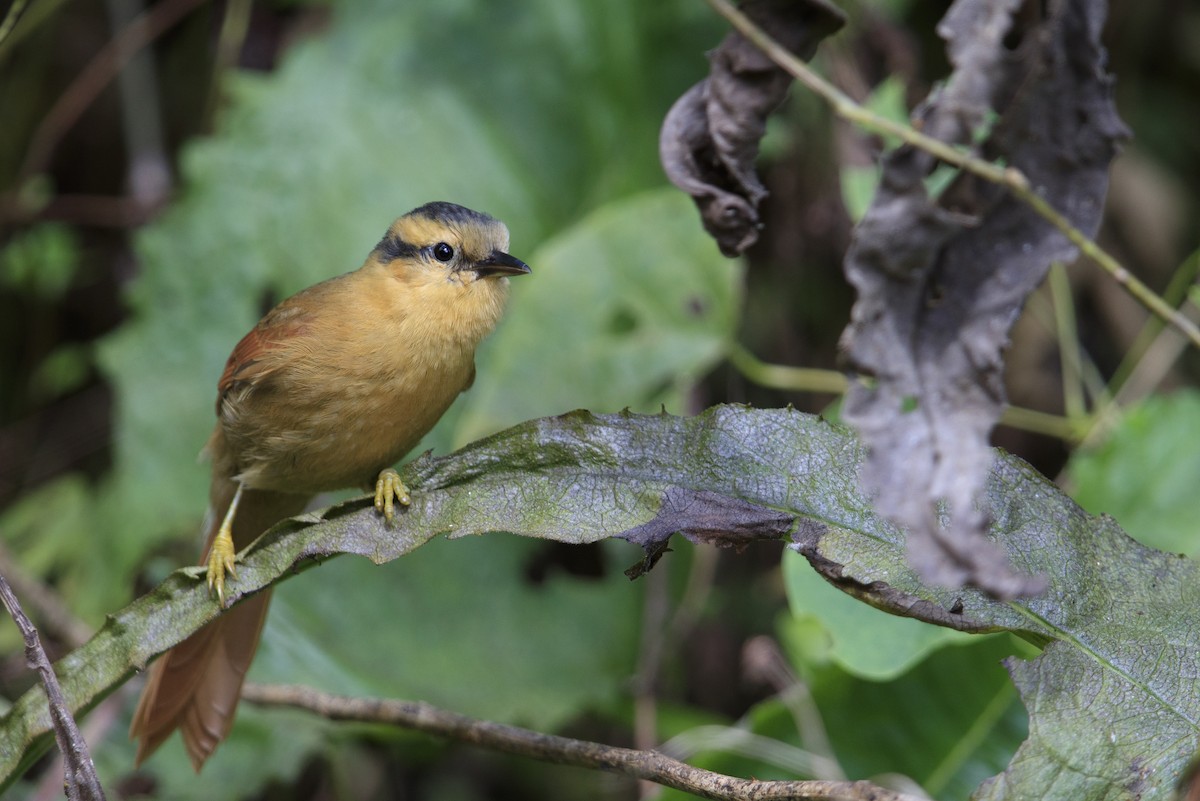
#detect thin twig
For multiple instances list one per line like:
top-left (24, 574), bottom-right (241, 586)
top-left (0, 572), bottom-right (106, 801)
top-left (704, 0), bottom-right (1200, 353)
top-left (633, 562), bottom-right (670, 799)
top-left (0, 191), bottom-right (158, 228)
top-left (242, 683), bottom-right (923, 801)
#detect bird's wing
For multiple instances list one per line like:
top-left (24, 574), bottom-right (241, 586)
top-left (216, 302), bottom-right (313, 412)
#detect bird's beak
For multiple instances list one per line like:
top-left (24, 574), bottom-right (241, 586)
top-left (474, 250), bottom-right (531, 278)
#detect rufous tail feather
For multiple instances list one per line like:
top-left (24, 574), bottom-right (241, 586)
top-left (130, 461), bottom-right (308, 770)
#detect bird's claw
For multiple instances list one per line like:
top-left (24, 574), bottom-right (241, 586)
top-left (206, 526), bottom-right (238, 606)
top-left (374, 468), bottom-right (411, 524)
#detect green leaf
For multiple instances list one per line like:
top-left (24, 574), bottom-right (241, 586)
top-left (88, 707), bottom-right (329, 801)
top-left (1, 408), bottom-right (1194, 800)
top-left (839, 76), bottom-right (908, 223)
top-left (28, 342), bottom-right (92, 402)
top-left (813, 636), bottom-right (1028, 799)
top-left (1065, 390), bottom-right (1200, 555)
top-left (839, 164), bottom-right (880, 223)
top-left (659, 635), bottom-right (1026, 801)
top-left (863, 76), bottom-right (909, 151)
top-left (781, 549), bottom-right (973, 681)
top-left (0, 477), bottom-right (102, 637)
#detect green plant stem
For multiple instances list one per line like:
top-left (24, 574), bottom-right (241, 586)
top-left (1048, 263), bottom-right (1086, 423)
top-left (996, 405), bottom-right (1082, 443)
top-left (727, 342), bottom-right (848, 396)
top-left (1107, 247), bottom-right (1200, 400)
top-left (205, 0), bottom-right (253, 125)
top-left (729, 343), bottom-right (1081, 441)
top-left (704, 0), bottom-right (1200, 353)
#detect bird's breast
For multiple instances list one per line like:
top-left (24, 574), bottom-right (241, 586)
top-left (225, 333), bottom-right (475, 494)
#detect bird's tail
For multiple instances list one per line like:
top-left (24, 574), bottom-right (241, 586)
top-left (130, 463), bottom-right (308, 771)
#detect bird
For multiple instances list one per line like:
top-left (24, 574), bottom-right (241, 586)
top-left (129, 201), bottom-right (530, 770)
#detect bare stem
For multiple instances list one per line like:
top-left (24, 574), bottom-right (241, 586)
top-left (0, 572), bottom-right (105, 801)
top-left (704, 0), bottom-right (1200, 352)
top-left (243, 683), bottom-right (923, 801)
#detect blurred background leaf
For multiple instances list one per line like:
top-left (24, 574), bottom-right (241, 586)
top-left (1065, 389), bottom-right (1200, 556)
top-left (659, 634), bottom-right (1028, 801)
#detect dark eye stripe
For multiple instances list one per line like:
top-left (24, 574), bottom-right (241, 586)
top-left (373, 233), bottom-right (419, 262)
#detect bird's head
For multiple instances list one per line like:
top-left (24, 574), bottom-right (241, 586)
top-left (371, 201), bottom-right (531, 288)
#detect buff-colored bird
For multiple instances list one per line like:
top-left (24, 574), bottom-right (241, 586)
top-left (130, 201), bottom-right (530, 769)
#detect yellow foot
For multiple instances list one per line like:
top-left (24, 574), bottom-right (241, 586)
top-left (207, 482), bottom-right (244, 606)
top-left (374, 468), bottom-right (411, 524)
top-left (206, 523), bottom-right (237, 606)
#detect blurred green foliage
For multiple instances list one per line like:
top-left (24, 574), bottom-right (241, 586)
top-left (0, 223), bottom-right (78, 299)
top-left (1066, 389), bottom-right (1200, 556)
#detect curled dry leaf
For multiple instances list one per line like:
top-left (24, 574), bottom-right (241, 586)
top-left (659, 0), bottom-right (845, 256)
top-left (839, 0), bottom-right (1129, 598)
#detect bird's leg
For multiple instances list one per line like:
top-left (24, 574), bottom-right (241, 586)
top-left (374, 468), bottom-right (411, 524)
top-left (207, 481), bottom-right (244, 605)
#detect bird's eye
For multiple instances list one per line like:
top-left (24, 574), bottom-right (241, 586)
top-left (432, 242), bottom-right (455, 262)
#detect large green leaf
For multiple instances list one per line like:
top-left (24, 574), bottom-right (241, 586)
top-left (778, 550), bottom-right (1029, 798)
top-left (258, 537), bottom-right (640, 729)
top-left (1, 408), bottom-right (1194, 800)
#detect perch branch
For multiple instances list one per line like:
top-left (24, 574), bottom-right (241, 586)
top-left (242, 683), bottom-right (922, 801)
